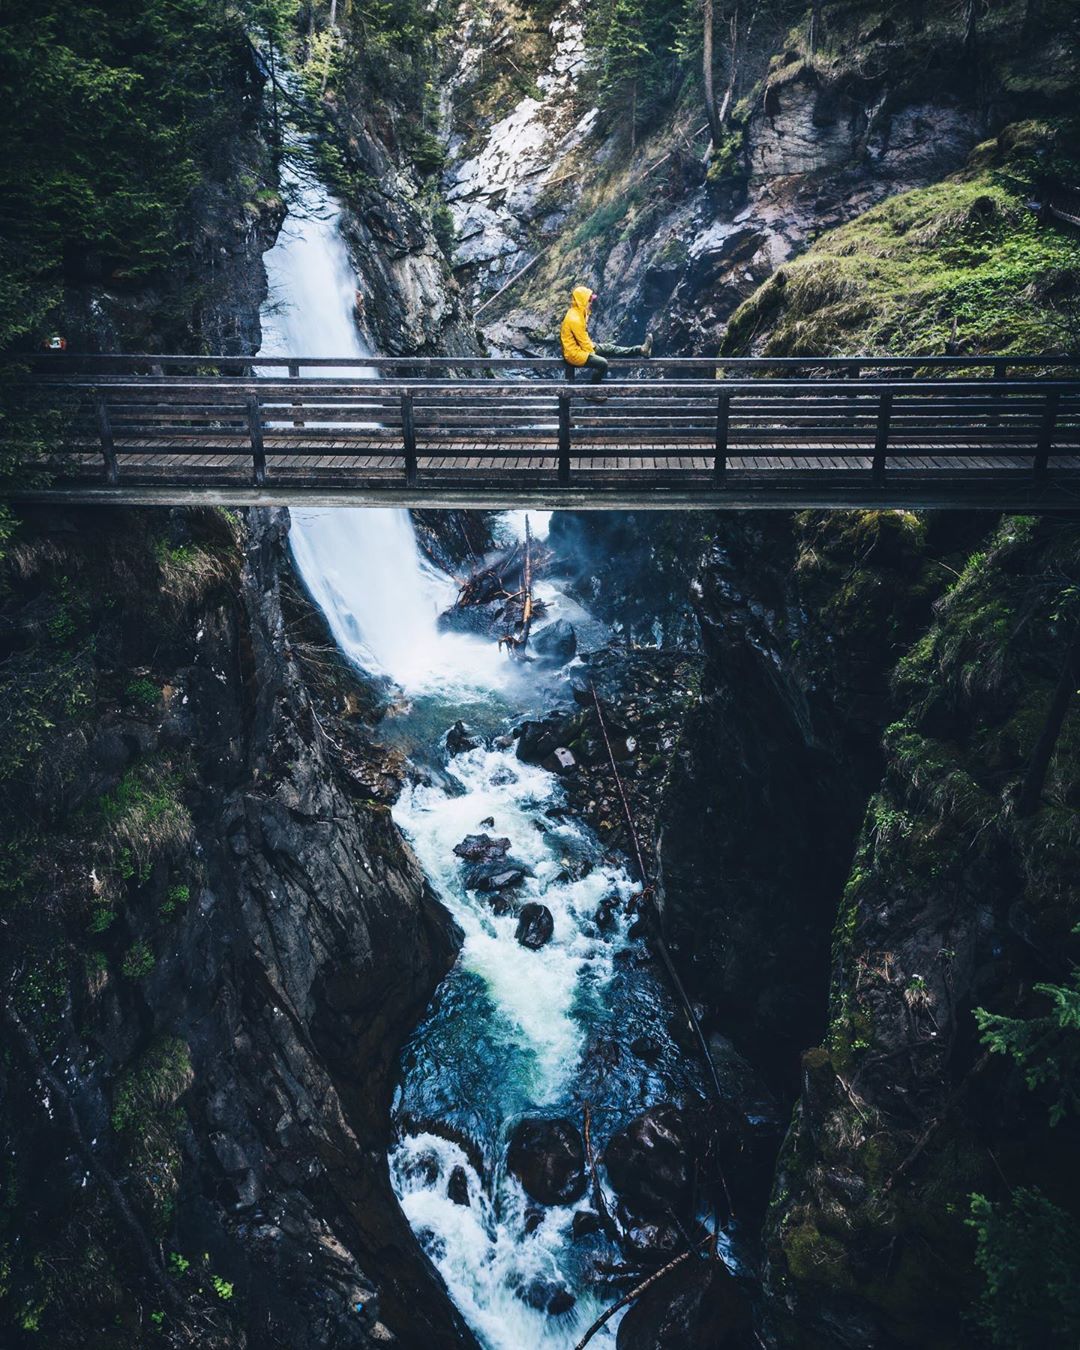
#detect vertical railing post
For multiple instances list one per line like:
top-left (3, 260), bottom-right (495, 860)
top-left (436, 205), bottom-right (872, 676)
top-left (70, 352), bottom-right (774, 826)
top-left (872, 388), bottom-right (892, 487)
top-left (990, 360), bottom-right (1007, 431)
top-left (558, 391), bottom-right (571, 488)
top-left (713, 391), bottom-right (730, 485)
top-left (845, 361), bottom-right (861, 430)
top-left (288, 360), bottom-right (304, 428)
top-left (1035, 388), bottom-right (1059, 482)
top-left (246, 392), bottom-right (265, 486)
top-left (401, 391), bottom-right (417, 487)
top-left (94, 388), bottom-right (118, 486)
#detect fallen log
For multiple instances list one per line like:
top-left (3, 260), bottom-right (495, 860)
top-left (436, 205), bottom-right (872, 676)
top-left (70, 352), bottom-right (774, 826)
top-left (573, 1246), bottom-right (701, 1350)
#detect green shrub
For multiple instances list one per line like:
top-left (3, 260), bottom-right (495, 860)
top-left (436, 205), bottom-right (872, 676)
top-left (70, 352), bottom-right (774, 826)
top-left (120, 940), bottom-right (155, 979)
top-left (160, 883), bottom-right (190, 918)
top-left (125, 678), bottom-right (160, 709)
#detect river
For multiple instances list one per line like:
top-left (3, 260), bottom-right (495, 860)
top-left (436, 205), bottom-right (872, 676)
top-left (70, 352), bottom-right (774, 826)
top-left (258, 147), bottom-right (706, 1350)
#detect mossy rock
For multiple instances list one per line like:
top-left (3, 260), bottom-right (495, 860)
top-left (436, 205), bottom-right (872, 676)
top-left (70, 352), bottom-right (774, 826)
top-left (722, 120), bottom-right (1080, 358)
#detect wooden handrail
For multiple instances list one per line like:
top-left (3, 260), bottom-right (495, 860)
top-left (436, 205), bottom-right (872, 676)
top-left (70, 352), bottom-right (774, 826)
top-left (13, 358), bottom-right (1079, 502)
top-left (21, 352), bottom-right (1080, 374)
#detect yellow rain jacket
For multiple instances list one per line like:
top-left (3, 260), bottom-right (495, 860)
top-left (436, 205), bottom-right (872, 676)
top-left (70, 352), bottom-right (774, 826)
top-left (560, 286), bottom-right (596, 366)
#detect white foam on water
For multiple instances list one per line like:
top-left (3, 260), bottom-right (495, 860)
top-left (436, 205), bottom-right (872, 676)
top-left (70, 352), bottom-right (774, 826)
top-left (392, 1133), bottom-right (621, 1350)
top-left (395, 745), bottom-right (636, 1096)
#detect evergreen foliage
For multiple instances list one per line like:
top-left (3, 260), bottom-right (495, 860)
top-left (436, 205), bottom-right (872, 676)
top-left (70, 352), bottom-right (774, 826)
top-left (586, 0), bottom-right (690, 139)
top-left (967, 1189), bottom-right (1080, 1349)
top-left (976, 959), bottom-right (1080, 1127)
top-left (0, 1), bottom-right (267, 350)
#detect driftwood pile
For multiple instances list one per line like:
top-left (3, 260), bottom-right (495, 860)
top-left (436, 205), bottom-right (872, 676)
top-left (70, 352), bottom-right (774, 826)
top-left (451, 516), bottom-right (551, 655)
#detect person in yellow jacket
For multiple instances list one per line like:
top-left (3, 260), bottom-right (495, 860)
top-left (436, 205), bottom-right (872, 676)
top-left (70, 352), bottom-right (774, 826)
top-left (560, 286), bottom-right (652, 398)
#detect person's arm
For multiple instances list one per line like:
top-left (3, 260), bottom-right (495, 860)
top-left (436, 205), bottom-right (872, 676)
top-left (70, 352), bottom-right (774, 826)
top-left (570, 311), bottom-right (595, 358)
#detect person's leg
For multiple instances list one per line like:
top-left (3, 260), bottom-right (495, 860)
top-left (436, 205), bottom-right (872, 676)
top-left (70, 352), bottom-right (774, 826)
top-left (585, 353), bottom-right (609, 384)
top-left (564, 362), bottom-right (577, 383)
top-left (596, 337), bottom-right (653, 358)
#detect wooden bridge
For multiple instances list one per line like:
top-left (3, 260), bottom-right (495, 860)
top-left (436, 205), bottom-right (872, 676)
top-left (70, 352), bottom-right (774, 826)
top-left (9, 354), bottom-right (1080, 510)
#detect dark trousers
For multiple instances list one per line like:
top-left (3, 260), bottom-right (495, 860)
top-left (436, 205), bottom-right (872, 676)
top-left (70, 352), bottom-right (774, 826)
top-left (565, 353), bottom-right (610, 385)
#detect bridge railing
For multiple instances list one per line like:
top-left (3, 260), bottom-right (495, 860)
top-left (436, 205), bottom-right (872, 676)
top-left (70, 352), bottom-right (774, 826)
top-left (15, 356), bottom-right (1080, 490)
top-left (22, 353), bottom-right (1080, 380)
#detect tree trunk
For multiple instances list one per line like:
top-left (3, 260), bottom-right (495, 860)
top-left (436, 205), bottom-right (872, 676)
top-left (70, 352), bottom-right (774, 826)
top-left (715, 5), bottom-right (741, 128)
top-left (809, 0), bottom-right (822, 57)
top-left (1016, 618), bottom-right (1080, 817)
top-left (702, 0), bottom-right (724, 152)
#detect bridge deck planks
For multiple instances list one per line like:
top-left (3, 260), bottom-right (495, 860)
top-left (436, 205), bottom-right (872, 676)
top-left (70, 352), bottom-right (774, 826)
top-left (52, 448), bottom-right (1077, 479)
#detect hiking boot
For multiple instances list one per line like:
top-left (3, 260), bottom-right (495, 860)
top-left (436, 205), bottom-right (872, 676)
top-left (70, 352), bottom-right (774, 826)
top-left (585, 391), bottom-right (608, 403)
top-left (640, 331), bottom-right (654, 358)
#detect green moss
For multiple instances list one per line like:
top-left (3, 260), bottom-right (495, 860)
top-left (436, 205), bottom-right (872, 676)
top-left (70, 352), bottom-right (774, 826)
top-left (125, 677), bottom-right (160, 709)
top-left (111, 1039), bottom-right (192, 1235)
top-left (783, 1219), bottom-right (855, 1289)
top-left (96, 759), bottom-right (193, 877)
top-left (160, 882), bottom-right (190, 918)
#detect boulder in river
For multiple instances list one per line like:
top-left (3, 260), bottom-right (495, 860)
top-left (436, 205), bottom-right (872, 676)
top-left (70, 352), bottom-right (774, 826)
top-left (507, 1117), bottom-right (586, 1205)
top-left (631, 1034), bottom-right (663, 1064)
top-left (453, 833), bottom-right (510, 862)
top-left (515, 902), bottom-right (554, 949)
top-left (616, 1257), bottom-right (754, 1349)
top-left (531, 619), bottom-right (577, 667)
top-left (447, 1165), bottom-right (470, 1207)
top-left (546, 746), bottom-right (577, 775)
top-left (603, 1104), bottom-right (698, 1217)
top-left (520, 1278), bottom-right (577, 1316)
top-left (453, 833), bottom-right (530, 892)
top-left (616, 1202), bottom-right (685, 1262)
top-left (594, 895), bottom-right (621, 932)
top-left (445, 720), bottom-right (480, 756)
top-left (571, 1208), bottom-right (604, 1240)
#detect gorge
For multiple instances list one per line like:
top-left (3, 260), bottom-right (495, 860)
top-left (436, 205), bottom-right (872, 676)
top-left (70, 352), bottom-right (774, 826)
top-left (2, 3), bottom-right (1079, 1349)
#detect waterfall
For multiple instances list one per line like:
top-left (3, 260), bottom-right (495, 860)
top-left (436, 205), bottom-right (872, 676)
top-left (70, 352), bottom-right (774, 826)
top-left (287, 505), bottom-right (510, 694)
top-left (259, 155), bottom-right (377, 377)
top-left (258, 143), bottom-right (507, 695)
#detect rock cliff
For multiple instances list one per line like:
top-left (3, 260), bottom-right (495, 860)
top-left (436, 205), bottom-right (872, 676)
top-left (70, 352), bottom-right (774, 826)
top-left (0, 507), bottom-right (474, 1348)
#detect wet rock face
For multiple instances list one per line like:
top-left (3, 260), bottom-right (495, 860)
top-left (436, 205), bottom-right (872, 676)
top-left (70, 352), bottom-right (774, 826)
top-left (603, 1105), bottom-right (698, 1218)
top-left (657, 513), bottom-right (958, 1081)
top-left (183, 509), bottom-right (473, 1348)
top-left (506, 1118), bottom-right (587, 1205)
top-left (0, 509), bottom-right (474, 1350)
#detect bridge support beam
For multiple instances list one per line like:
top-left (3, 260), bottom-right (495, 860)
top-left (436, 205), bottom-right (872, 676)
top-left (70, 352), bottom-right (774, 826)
top-left (713, 391), bottom-right (730, 485)
top-left (401, 392), bottom-right (417, 487)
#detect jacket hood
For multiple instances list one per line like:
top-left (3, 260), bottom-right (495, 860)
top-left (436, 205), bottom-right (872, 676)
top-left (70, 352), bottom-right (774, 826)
top-left (570, 286), bottom-right (593, 312)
